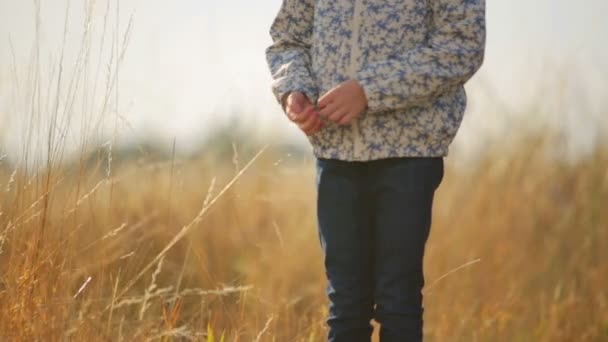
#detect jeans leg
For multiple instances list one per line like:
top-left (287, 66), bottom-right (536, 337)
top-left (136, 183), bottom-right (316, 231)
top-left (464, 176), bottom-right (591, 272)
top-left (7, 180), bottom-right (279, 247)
top-left (315, 158), bottom-right (375, 342)
top-left (369, 157), bottom-right (444, 342)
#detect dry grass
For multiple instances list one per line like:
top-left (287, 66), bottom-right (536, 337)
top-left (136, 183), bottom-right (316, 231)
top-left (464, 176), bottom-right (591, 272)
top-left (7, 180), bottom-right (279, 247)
top-left (1, 1), bottom-right (607, 340)
top-left (0, 134), bottom-right (607, 341)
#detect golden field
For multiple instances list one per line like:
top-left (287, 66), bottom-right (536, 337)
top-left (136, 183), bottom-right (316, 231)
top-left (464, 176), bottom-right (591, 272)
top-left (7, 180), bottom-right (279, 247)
top-left (1, 3), bottom-right (607, 339)
top-left (0, 133), bottom-right (607, 341)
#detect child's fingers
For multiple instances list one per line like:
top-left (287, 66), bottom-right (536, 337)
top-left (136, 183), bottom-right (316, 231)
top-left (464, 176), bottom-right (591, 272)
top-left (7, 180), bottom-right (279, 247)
top-left (288, 92), bottom-right (309, 113)
top-left (303, 112), bottom-right (324, 133)
top-left (338, 112), bottom-right (355, 125)
top-left (290, 106), bottom-right (313, 123)
top-left (300, 112), bottom-right (320, 132)
top-left (318, 101), bottom-right (340, 119)
top-left (309, 119), bottom-right (323, 133)
top-left (329, 109), bottom-right (349, 123)
top-left (318, 88), bottom-right (337, 108)
top-left (305, 118), bottom-right (324, 136)
top-left (287, 111), bottom-right (298, 122)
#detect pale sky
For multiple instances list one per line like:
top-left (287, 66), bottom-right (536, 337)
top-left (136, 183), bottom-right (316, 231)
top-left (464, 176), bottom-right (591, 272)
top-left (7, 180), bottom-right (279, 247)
top-left (0, 0), bottom-right (607, 163)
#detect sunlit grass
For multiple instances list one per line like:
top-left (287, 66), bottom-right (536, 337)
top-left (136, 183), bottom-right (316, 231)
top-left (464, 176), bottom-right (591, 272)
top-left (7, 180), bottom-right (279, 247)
top-left (1, 1), bottom-right (607, 341)
top-left (1, 136), bottom-right (607, 341)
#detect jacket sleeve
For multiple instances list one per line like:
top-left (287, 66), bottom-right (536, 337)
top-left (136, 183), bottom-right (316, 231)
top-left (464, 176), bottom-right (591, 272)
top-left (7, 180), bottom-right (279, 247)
top-left (265, 0), bottom-right (318, 112)
top-left (356, 0), bottom-right (486, 114)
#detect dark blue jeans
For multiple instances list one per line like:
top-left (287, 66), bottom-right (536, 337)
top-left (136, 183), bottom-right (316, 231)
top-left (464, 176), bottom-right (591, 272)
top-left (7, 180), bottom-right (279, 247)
top-left (315, 156), bottom-right (444, 342)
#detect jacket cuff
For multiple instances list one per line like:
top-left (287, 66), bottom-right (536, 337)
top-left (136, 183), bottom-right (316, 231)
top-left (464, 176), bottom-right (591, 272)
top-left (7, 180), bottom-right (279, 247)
top-left (272, 76), bottom-right (318, 113)
top-left (356, 72), bottom-right (388, 115)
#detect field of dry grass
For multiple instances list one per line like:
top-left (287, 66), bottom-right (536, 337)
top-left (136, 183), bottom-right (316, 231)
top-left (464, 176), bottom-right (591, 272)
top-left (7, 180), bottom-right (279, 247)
top-left (1, 133), bottom-right (607, 341)
top-left (1, 2), bottom-right (607, 340)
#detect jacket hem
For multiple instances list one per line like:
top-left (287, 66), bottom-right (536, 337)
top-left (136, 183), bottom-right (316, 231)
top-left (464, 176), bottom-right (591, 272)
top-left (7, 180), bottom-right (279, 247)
top-left (311, 146), bottom-right (449, 161)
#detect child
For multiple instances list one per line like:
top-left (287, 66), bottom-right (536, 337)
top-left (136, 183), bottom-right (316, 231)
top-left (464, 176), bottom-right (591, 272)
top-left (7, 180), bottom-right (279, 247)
top-left (265, 0), bottom-right (485, 341)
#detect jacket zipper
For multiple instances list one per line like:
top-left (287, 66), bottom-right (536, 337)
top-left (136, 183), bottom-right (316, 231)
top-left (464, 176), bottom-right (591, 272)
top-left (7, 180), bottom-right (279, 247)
top-left (348, 0), bottom-right (364, 159)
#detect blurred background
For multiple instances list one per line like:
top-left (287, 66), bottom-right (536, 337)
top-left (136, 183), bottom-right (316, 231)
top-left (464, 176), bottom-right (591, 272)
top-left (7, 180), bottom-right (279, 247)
top-left (0, 1), bottom-right (607, 341)
top-left (1, 0), bottom-right (607, 164)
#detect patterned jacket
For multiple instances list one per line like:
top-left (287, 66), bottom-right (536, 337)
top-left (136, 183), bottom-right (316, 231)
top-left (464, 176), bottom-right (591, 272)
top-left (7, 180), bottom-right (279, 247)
top-left (265, 0), bottom-right (486, 161)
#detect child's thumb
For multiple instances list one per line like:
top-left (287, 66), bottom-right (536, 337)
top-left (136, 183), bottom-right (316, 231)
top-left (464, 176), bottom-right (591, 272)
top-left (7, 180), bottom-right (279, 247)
top-left (291, 93), bottom-right (306, 113)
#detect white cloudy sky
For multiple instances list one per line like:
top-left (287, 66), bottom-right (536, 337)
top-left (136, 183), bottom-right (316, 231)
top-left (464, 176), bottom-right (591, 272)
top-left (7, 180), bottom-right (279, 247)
top-left (0, 0), bottom-right (607, 162)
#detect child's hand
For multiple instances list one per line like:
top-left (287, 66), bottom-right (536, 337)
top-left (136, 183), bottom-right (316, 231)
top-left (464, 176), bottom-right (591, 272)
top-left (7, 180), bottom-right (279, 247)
top-left (284, 92), bottom-right (325, 136)
top-left (317, 80), bottom-right (368, 125)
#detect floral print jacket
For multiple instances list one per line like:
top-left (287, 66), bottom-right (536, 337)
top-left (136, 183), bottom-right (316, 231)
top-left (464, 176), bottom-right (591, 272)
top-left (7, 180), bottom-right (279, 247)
top-left (265, 0), bottom-right (486, 161)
